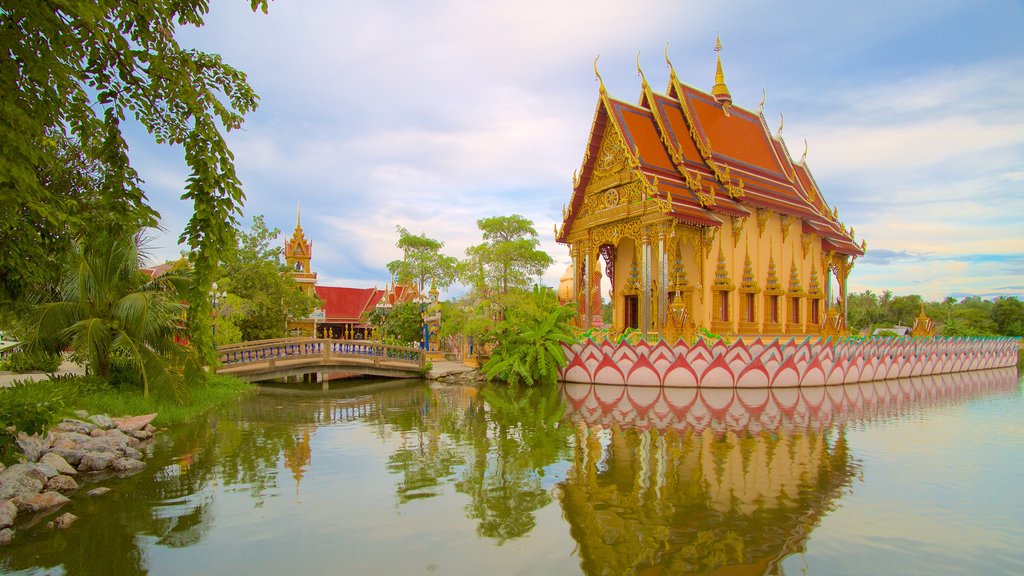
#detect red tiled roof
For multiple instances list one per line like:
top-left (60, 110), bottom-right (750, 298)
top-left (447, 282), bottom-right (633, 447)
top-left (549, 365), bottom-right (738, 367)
top-left (314, 286), bottom-right (383, 323)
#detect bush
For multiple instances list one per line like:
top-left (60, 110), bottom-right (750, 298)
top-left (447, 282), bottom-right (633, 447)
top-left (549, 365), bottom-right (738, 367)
top-left (1, 349), bottom-right (62, 373)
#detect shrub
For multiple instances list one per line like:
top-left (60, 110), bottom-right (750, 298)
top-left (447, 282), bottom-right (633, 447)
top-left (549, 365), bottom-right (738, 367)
top-left (1, 349), bottom-right (62, 373)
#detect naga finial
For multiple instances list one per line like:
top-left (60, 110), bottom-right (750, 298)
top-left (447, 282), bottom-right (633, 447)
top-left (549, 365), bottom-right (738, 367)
top-left (801, 139), bottom-right (809, 164)
top-left (758, 88), bottom-right (767, 114)
top-left (664, 42), bottom-right (677, 80)
top-left (776, 113), bottom-right (785, 139)
top-left (636, 50), bottom-right (649, 89)
top-left (594, 55), bottom-right (606, 95)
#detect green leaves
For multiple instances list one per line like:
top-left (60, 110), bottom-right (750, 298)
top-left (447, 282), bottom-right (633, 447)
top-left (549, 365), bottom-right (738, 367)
top-left (482, 287), bottom-right (578, 387)
top-left (386, 226), bottom-right (458, 293)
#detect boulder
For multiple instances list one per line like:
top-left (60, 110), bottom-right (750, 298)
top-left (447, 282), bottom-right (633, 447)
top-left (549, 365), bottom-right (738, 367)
top-left (87, 487), bottom-right (111, 497)
top-left (54, 419), bottom-right (96, 435)
top-left (0, 528), bottom-right (12, 546)
top-left (143, 424), bottom-right (157, 433)
top-left (89, 428), bottom-right (105, 437)
top-left (11, 491), bottom-right (70, 514)
top-left (44, 475), bottom-right (79, 495)
top-left (89, 414), bottom-right (115, 430)
top-left (0, 500), bottom-right (16, 529)
top-left (113, 413), bottom-right (157, 434)
top-left (78, 451), bottom-right (117, 472)
top-left (123, 447), bottom-right (143, 461)
top-left (79, 434), bottom-right (129, 455)
top-left (112, 457), bottom-right (146, 473)
top-left (130, 429), bottom-right (154, 441)
top-left (34, 462), bottom-right (59, 479)
top-left (16, 432), bottom-right (44, 463)
top-left (48, 512), bottom-right (78, 529)
top-left (39, 452), bottom-right (77, 476)
top-left (50, 432), bottom-right (92, 450)
top-left (48, 448), bottom-right (86, 467)
top-left (0, 464), bottom-right (46, 500)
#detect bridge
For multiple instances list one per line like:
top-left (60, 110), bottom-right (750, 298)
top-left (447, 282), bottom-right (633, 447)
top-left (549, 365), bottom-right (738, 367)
top-left (215, 338), bottom-right (425, 382)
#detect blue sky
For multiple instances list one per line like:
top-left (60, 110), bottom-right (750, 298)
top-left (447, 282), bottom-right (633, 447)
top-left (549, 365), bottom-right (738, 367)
top-left (128, 0), bottom-right (1024, 301)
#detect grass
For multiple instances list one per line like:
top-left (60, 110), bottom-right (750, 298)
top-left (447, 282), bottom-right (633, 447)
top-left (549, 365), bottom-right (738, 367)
top-left (1, 373), bottom-right (255, 430)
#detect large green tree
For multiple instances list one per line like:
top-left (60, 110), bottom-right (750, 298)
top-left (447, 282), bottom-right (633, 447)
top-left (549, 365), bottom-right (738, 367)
top-left (1, 0), bottom-right (267, 359)
top-left (386, 226), bottom-right (458, 293)
top-left (462, 215), bottom-right (553, 296)
top-left (215, 216), bottom-right (320, 343)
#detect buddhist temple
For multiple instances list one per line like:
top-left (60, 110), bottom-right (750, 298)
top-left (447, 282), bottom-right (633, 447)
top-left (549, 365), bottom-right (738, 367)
top-left (283, 207), bottom-right (421, 339)
top-left (556, 40), bottom-right (865, 339)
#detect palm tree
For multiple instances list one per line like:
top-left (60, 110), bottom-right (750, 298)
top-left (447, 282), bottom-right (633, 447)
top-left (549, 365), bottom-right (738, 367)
top-left (25, 231), bottom-right (192, 399)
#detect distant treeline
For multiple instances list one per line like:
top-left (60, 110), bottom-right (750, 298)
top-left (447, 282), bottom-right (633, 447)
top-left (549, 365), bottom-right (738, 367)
top-left (847, 291), bottom-right (1023, 337)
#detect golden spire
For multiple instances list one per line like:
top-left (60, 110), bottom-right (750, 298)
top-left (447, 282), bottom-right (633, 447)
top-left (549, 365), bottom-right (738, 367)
top-left (664, 42), bottom-right (678, 81)
top-left (636, 51), bottom-right (649, 90)
top-left (712, 36), bottom-right (732, 106)
top-left (594, 55), bottom-right (606, 95)
top-left (296, 201), bottom-right (302, 230)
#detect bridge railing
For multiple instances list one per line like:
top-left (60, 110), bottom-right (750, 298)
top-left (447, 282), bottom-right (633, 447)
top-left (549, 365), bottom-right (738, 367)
top-left (216, 338), bottom-right (425, 370)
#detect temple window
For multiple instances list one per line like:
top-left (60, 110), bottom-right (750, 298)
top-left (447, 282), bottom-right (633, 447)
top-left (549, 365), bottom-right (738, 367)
top-left (718, 291), bottom-right (730, 322)
top-left (790, 297), bottom-right (801, 324)
top-left (770, 295), bottom-right (780, 324)
top-left (744, 293), bottom-right (755, 323)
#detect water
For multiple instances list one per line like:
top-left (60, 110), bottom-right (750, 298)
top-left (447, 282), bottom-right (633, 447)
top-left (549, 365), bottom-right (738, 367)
top-left (2, 368), bottom-right (1021, 575)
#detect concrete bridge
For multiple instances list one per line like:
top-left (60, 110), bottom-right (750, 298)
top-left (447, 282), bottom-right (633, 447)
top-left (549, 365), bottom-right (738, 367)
top-left (215, 338), bottom-right (425, 382)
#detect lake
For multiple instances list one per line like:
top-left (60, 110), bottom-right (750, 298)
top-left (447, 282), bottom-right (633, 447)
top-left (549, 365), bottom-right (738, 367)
top-left (2, 367), bottom-right (1022, 575)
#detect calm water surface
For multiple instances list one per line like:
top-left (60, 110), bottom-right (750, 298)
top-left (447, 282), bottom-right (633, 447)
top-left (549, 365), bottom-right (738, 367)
top-left (2, 368), bottom-right (1021, 575)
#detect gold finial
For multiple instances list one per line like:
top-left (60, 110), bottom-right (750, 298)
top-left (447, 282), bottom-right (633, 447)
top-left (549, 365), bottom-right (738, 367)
top-left (296, 201), bottom-right (302, 230)
top-left (664, 42), bottom-right (679, 81)
top-left (636, 51), bottom-right (649, 90)
top-left (594, 55), bottom-right (606, 95)
top-left (801, 139), bottom-right (809, 164)
top-left (776, 113), bottom-right (785, 139)
top-left (758, 88), bottom-right (766, 114)
top-left (712, 35), bottom-right (732, 105)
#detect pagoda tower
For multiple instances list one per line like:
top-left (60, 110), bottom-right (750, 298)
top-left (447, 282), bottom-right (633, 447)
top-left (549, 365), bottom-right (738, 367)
top-left (284, 204), bottom-right (319, 336)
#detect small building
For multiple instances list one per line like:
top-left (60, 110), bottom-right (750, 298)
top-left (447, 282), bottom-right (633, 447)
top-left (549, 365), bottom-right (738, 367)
top-left (556, 40), bottom-right (865, 339)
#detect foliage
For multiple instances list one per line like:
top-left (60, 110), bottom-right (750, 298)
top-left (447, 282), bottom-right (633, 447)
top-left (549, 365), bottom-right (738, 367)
top-left (461, 215), bottom-right (553, 296)
top-left (215, 215), bottom-right (321, 343)
top-left (22, 232), bottom-right (194, 399)
top-left (367, 301), bottom-right (424, 345)
top-left (847, 291), bottom-right (1023, 337)
top-left (0, 0), bottom-right (268, 365)
top-left (385, 226), bottom-right (458, 293)
top-left (0, 348), bottom-right (62, 373)
top-left (482, 287), bottom-right (578, 386)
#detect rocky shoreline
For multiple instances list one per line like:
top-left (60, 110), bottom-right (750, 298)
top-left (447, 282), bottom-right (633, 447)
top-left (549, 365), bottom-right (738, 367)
top-left (0, 412), bottom-right (158, 546)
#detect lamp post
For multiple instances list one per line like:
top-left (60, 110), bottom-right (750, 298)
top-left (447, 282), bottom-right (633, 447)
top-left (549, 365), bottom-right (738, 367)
top-left (209, 282), bottom-right (227, 344)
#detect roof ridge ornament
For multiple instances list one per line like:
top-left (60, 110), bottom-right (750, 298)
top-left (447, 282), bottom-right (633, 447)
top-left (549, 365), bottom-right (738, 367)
top-left (776, 113), bottom-right (784, 139)
top-left (758, 88), bottom-right (766, 114)
top-left (594, 55), bottom-right (606, 95)
top-left (636, 51), bottom-right (650, 91)
top-left (712, 35), bottom-right (732, 107)
top-left (801, 139), bottom-right (809, 165)
top-left (664, 42), bottom-right (678, 82)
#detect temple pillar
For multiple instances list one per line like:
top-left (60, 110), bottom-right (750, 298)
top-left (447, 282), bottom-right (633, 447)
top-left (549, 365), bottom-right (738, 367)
top-left (658, 229), bottom-right (669, 338)
top-left (585, 244), bottom-right (595, 329)
top-left (641, 232), bottom-right (652, 338)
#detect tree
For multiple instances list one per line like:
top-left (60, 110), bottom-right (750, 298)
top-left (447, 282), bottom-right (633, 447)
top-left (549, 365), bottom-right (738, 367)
top-left (462, 215), bottom-right (554, 296)
top-left (215, 216), bottom-right (320, 343)
top-left (385, 226), bottom-right (458, 293)
top-left (367, 301), bottom-right (424, 345)
top-left (482, 287), bottom-right (578, 387)
top-left (991, 296), bottom-right (1024, 337)
top-left (1, 0), bottom-right (267, 362)
top-left (24, 232), bottom-right (193, 399)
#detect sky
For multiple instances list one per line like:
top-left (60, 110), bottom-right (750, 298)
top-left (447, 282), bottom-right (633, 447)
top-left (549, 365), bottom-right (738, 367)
top-left (128, 0), bottom-right (1024, 302)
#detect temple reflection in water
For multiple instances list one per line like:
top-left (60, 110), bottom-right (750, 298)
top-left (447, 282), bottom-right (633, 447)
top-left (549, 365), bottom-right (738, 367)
top-left (557, 368), bottom-right (1018, 575)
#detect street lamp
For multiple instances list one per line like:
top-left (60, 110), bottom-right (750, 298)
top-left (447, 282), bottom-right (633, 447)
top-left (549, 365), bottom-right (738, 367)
top-left (209, 282), bottom-right (228, 343)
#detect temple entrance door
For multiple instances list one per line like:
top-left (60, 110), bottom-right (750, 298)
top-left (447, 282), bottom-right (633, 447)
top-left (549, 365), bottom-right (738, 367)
top-left (624, 296), bottom-right (639, 329)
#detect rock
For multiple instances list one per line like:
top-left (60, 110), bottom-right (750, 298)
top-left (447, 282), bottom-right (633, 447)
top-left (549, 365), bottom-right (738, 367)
top-left (48, 448), bottom-right (86, 467)
top-left (111, 457), bottom-right (146, 473)
top-left (34, 462), bottom-right (59, 479)
top-left (54, 418), bottom-right (96, 435)
top-left (0, 464), bottom-right (46, 500)
top-left (11, 491), bottom-right (71, 514)
top-left (44, 475), bottom-right (79, 495)
top-left (50, 432), bottom-right (92, 450)
top-left (129, 429), bottom-right (153, 441)
top-left (0, 500), bottom-right (16, 529)
top-left (16, 432), bottom-right (44, 463)
top-left (79, 434), bottom-right (129, 455)
top-left (73, 410), bottom-right (89, 419)
top-left (123, 447), bottom-right (143, 461)
top-left (89, 414), bottom-right (115, 430)
top-left (39, 452), bottom-right (77, 476)
top-left (0, 528), bottom-right (13, 546)
top-left (87, 487), bottom-right (111, 497)
top-left (48, 512), bottom-right (78, 529)
top-left (113, 413), bottom-right (157, 434)
top-left (78, 451), bottom-right (117, 472)
top-left (89, 428), bottom-right (105, 437)
top-left (143, 424), bottom-right (156, 433)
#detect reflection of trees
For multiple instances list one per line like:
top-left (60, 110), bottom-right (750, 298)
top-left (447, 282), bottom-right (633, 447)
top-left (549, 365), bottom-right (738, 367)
top-left (559, 424), bottom-right (858, 575)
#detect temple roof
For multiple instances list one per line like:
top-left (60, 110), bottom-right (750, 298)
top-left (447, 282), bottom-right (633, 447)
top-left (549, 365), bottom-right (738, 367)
top-left (314, 286), bottom-right (383, 324)
top-left (560, 52), bottom-right (863, 257)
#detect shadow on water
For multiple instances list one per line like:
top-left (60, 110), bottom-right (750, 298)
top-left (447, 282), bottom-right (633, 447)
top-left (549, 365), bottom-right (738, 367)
top-left (0, 367), bottom-right (1018, 575)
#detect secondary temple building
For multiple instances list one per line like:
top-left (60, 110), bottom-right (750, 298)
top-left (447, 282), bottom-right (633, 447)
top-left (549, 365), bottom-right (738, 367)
top-left (556, 41), bottom-right (866, 340)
